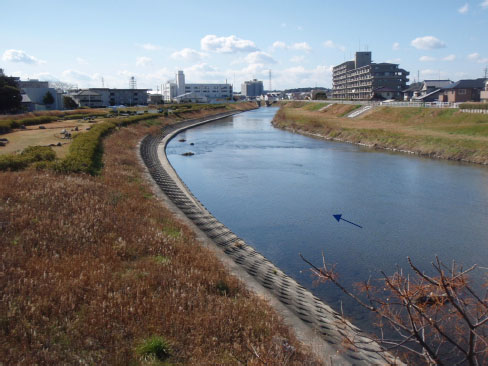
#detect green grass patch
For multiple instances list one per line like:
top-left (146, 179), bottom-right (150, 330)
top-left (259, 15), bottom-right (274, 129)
top-left (338, 104), bottom-right (361, 117)
top-left (135, 336), bottom-right (172, 362)
top-left (303, 102), bottom-right (328, 111)
top-left (162, 225), bottom-right (181, 239)
top-left (440, 124), bottom-right (488, 137)
top-left (153, 255), bottom-right (171, 265)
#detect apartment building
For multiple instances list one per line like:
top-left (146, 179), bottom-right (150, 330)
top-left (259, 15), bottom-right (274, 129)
top-left (332, 52), bottom-right (409, 100)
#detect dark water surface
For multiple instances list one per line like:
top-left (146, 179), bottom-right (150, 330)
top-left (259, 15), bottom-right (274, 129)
top-left (167, 107), bottom-right (488, 329)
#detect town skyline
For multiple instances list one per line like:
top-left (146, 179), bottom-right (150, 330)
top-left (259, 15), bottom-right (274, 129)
top-left (2, 0), bottom-right (488, 91)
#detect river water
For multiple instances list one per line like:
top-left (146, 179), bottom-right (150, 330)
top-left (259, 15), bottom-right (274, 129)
top-left (167, 107), bottom-right (488, 329)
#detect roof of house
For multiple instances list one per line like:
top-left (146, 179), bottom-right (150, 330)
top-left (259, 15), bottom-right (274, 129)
top-left (73, 90), bottom-right (101, 96)
top-left (423, 80), bottom-right (453, 89)
top-left (413, 88), bottom-right (442, 101)
top-left (443, 78), bottom-right (487, 90)
top-left (403, 82), bottom-right (423, 92)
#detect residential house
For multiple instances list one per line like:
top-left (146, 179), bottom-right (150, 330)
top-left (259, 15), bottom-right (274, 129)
top-left (481, 80), bottom-right (488, 103)
top-left (439, 78), bottom-right (487, 103)
top-left (402, 82), bottom-right (422, 101)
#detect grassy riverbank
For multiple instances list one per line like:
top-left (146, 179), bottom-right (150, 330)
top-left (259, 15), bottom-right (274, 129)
top-left (273, 102), bottom-right (488, 165)
top-left (0, 103), bottom-right (322, 365)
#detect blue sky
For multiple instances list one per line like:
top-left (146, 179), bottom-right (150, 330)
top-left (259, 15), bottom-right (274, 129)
top-left (1, 0), bottom-right (488, 91)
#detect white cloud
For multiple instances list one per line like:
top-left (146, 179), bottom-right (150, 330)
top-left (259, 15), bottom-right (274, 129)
top-left (290, 55), bottom-right (305, 63)
top-left (290, 42), bottom-right (312, 52)
top-left (419, 56), bottom-right (436, 62)
top-left (138, 43), bottom-right (160, 51)
top-left (458, 3), bottom-right (469, 13)
top-left (244, 51), bottom-right (277, 65)
top-left (323, 40), bottom-right (346, 52)
top-left (392, 42), bottom-right (400, 51)
top-left (136, 56), bottom-right (152, 67)
top-left (201, 34), bottom-right (258, 53)
top-left (411, 36), bottom-right (446, 50)
top-left (171, 48), bottom-right (206, 61)
top-left (442, 54), bottom-right (456, 61)
top-left (2, 49), bottom-right (45, 64)
top-left (481, 0), bottom-right (488, 8)
top-left (272, 41), bottom-right (287, 49)
top-left (467, 52), bottom-right (488, 63)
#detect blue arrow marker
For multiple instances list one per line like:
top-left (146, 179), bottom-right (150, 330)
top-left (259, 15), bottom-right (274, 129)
top-left (333, 214), bottom-right (362, 228)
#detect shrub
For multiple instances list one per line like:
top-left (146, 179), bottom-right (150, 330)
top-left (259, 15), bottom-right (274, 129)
top-left (21, 145), bottom-right (56, 161)
top-left (56, 114), bottom-right (157, 174)
top-left (135, 336), bottom-right (172, 361)
top-left (459, 103), bottom-right (488, 110)
top-left (0, 120), bottom-right (13, 134)
top-left (0, 146), bottom-right (55, 171)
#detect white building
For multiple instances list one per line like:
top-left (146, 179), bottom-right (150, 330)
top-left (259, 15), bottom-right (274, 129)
top-left (18, 79), bottom-right (64, 110)
top-left (163, 70), bottom-right (232, 102)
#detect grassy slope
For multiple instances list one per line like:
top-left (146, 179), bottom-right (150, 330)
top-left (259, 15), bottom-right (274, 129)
top-left (0, 103), bottom-right (322, 365)
top-left (273, 103), bottom-right (488, 164)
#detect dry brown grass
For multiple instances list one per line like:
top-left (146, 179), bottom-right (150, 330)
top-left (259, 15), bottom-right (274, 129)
top-left (0, 103), bottom-right (321, 365)
top-left (0, 120), bottom-right (102, 158)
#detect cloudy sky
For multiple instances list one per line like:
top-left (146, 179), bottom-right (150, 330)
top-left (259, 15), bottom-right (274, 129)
top-left (1, 0), bottom-right (488, 91)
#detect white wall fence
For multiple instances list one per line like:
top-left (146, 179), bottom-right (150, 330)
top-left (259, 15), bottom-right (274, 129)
top-left (459, 109), bottom-right (488, 114)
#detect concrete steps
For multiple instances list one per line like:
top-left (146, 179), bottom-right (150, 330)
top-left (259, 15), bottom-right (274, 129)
top-left (347, 105), bottom-right (373, 118)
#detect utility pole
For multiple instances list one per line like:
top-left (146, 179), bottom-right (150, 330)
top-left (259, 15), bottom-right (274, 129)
top-left (268, 69), bottom-right (272, 92)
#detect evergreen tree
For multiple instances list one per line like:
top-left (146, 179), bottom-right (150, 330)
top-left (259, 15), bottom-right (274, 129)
top-left (63, 96), bottom-right (78, 109)
top-left (0, 76), bottom-right (22, 113)
top-left (43, 91), bottom-right (55, 106)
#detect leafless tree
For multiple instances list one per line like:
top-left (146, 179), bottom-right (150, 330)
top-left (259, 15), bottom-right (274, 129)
top-left (301, 253), bottom-right (488, 365)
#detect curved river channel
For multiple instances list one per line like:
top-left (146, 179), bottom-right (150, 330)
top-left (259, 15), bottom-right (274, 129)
top-left (167, 107), bottom-right (488, 330)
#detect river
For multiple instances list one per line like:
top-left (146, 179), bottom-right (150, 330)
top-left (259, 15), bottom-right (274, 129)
top-left (166, 106), bottom-right (488, 329)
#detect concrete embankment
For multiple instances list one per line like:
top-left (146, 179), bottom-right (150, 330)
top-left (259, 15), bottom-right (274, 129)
top-left (139, 110), bottom-right (401, 365)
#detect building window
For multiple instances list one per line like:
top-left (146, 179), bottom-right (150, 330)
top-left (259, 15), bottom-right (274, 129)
top-left (458, 89), bottom-right (466, 95)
